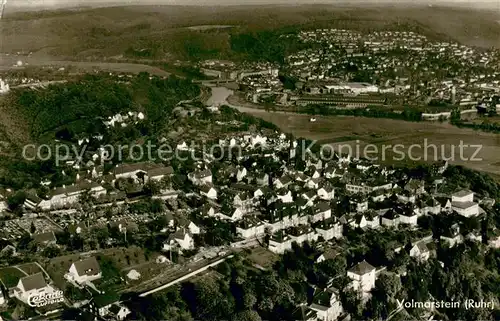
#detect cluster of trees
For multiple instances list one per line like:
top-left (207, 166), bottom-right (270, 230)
top-left (230, 30), bottom-right (309, 63)
top-left (302, 105), bottom-right (424, 122)
top-left (122, 234), bottom-right (500, 321)
top-left (452, 119), bottom-right (500, 134)
top-left (14, 73), bottom-right (199, 141)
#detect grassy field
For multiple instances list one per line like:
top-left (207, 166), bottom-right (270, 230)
top-left (0, 267), bottom-right (27, 288)
top-left (246, 246), bottom-right (279, 269)
top-left (234, 107), bottom-right (500, 176)
top-left (43, 246), bottom-right (153, 290)
top-left (1, 4), bottom-right (499, 61)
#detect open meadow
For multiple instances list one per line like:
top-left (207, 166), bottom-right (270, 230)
top-left (234, 106), bottom-right (500, 176)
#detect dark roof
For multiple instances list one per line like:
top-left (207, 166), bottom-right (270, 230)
top-left (73, 257), bottom-right (101, 277)
top-left (348, 260), bottom-right (375, 275)
top-left (51, 181), bottom-right (102, 196)
top-left (113, 162), bottom-right (152, 175)
top-left (20, 273), bottom-right (46, 291)
top-left (314, 201), bottom-right (331, 213)
top-left (147, 166), bottom-right (174, 177)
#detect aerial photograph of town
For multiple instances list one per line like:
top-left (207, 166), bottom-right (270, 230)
top-left (0, 0), bottom-right (498, 320)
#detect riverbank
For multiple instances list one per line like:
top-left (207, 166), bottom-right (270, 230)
top-left (205, 88), bottom-right (500, 176)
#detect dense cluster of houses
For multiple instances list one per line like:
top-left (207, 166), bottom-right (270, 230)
top-left (235, 28), bottom-right (500, 113)
top-left (1, 126), bottom-right (498, 320)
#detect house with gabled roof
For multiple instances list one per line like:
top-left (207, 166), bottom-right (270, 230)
top-left (236, 167), bottom-right (247, 182)
top-left (200, 184), bottom-right (217, 200)
top-left (398, 206), bottom-right (419, 227)
top-left (268, 231), bottom-right (293, 254)
top-left (436, 197), bottom-right (452, 213)
top-left (277, 189), bottom-right (293, 203)
top-left (163, 228), bottom-right (194, 251)
top-left (306, 178), bottom-right (321, 189)
top-left (347, 260), bottom-right (377, 294)
top-left (108, 303), bottom-right (131, 320)
top-left (409, 241), bottom-right (432, 262)
top-left (301, 190), bottom-right (318, 204)
top-left (65, 257), bottom-right (102, 286)
top-left (317, 185), bottom-right (335, 200)
top-left (253, 186), bottom-right (271, 199)
top-left (309, 287), bottom-right (343, 321)
top-left (404, 179), bottom-right (425, 195)
top-left (274, 175), bottom-right (293, 189)
top-left (13, 272), bottom-right (57, 305)
top-left (24, 194), bottom-right (42, 211)
top-left (381, 209), bottom-right (400, 227)
top-left (201, 204), bottom-right (220, 218)
top-left (113, 162), bottom-right (151, 180)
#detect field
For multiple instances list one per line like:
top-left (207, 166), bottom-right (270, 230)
top-left (233, 106), bottom-right (500, 176)
top-left (0, 267), bottom-right (27, 288)
top-left (246, 246), bottom-right (280, 269)
top-left (43, 246), bottom-right (156, 290)
top-left (1, 4), bottom-right (500, 62)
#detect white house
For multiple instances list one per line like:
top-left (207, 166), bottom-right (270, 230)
top-left (311, 201), bottom-right (332, 223)
top-left (277, 190), bottom-right (294, 203)
top-left (255, 173), bottom-right (269, 186)
top-left (200, 184), bottom-right (217, 200)
top-left (274, 175), bottom-right (293, 189)
top-left (163, 229), bottom-right (194, 251)
top-left (317, 186), bottom-right (335, 200)
top-left (315, 219), bottom-right (343, 241)
top-left (347, 260), bottom-right (376, 295)
top-left (236, 217), bottom-right (266, 239)
top-left (188, 169), bottom-right (212, 186)
top-left (409, 242), bottom-right (431, 262)
top-left (309, 287), bottom-right (343, 321)
top-left (65, 257), bottom-right (102, 286)
top-left (109, 303), bottom-right (131, 320)
top-left (451, 190), bottom-right (479, 217)
top-left (13, 273), bottom-right (57, 305)
top-left (440, 223), bottom-right (463, 247)
top-left (306, 178), bottom-right (320, 189)
top-left (398, 208), bottom-right (419, 227)
top-left (268, 232), bottom-right (293, 254)
top-left (236, 167), bottom-right (247, 182)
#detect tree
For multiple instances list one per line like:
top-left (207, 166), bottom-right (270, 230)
top-left (231, 310), bottom-right (262, 321)
top-left (7, 191), bottom-right (26, 211)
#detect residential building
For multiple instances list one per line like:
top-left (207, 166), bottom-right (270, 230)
top-left (65, 257), bottom-right (102, 286)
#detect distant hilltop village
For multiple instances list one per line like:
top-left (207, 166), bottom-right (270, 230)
top-left (197, 28), bottom-right (500, 117)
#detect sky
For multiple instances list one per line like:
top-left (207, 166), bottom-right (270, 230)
top-left (4, 0), bottom-right (500, 10)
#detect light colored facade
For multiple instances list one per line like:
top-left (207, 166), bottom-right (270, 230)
top-left (347, 261), bottom-right (376, 295)
top-left (65, 257), bottom-right (102, 285)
